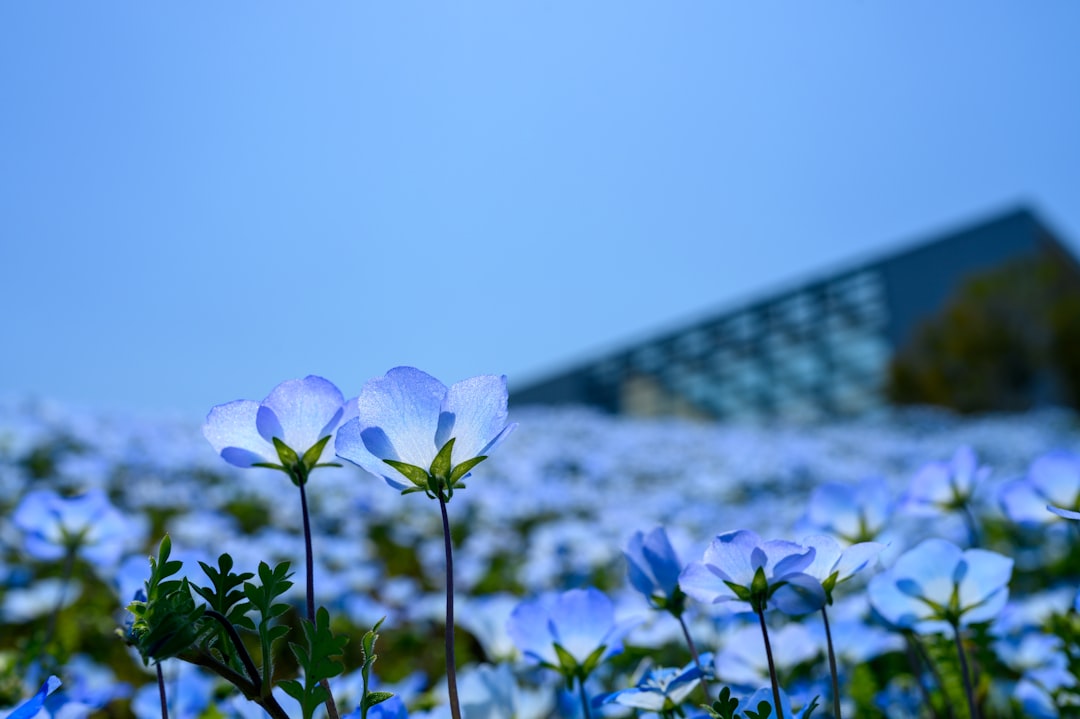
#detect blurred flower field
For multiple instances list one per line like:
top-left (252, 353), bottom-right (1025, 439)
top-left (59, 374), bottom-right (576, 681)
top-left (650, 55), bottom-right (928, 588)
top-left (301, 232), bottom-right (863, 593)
top-left (2, 395), bottom-right (1079, 718)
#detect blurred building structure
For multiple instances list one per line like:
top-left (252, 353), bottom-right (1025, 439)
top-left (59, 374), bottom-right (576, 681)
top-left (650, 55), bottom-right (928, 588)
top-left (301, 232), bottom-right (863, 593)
top-left (512, 207), bottom-right (1078, 421)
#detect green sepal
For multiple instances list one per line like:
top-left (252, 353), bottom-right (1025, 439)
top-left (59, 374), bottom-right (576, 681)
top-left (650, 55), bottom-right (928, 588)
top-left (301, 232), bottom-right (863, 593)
top-left (580, 643), bottom-right (607, 677)
top-left (272, 437), bottom-right (300, 467)
top-left (801, 695), bottom-right (821, 719)
top-left (448, 455), bottom-right (486, 485)
top-left (724, 581), bottom-right (752, 602)
top-left (430, 438), bottom-right (455, 481)
top-left (821, 572), bottom-right (838, 603)
top-left (251, 462), bottom-right (288, 473)
top-left (750, 567), bottom-right (769, 598)
top-left (301, 435), bottom-right (331, 468)
top-left (552, 642), bottom-right (580, 682)
top-left (383, 459), bottom-right (429, 488)
top-left (400, 486), bottom-right (428, 495)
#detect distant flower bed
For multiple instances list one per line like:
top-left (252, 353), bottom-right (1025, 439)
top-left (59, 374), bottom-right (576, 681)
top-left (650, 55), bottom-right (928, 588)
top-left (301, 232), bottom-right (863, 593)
top-left (1, 381), bottom-right (1079, 719)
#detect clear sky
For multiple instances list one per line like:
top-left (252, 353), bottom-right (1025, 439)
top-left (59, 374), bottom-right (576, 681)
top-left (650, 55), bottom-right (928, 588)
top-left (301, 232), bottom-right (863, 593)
top-left (2, 3), bottom-right (1078, 418)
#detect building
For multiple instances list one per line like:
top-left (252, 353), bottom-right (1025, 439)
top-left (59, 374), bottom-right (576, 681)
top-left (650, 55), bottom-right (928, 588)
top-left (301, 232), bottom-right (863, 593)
top-left (511, 207), bottom-right (1077, 421)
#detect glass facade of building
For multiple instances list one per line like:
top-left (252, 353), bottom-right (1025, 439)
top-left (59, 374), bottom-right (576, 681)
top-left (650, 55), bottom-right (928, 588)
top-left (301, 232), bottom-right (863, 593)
top-left (512, 208), bottom-right (1074, 421)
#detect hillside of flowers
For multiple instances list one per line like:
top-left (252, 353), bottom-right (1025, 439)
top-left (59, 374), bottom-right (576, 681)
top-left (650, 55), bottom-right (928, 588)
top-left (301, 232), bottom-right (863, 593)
top-left (2, 372), bottom-right (1080, 718)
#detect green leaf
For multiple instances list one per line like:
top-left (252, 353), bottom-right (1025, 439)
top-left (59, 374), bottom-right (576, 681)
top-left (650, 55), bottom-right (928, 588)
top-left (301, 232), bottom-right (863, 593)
top-left (744, 700), bottom-right (772, 719)
top-left (383, 459), bottom-right (430, 487)
top-left (287, 607), bottom-right (348, 719)
top-left (242, 560), bottom-right (295, 688)
top-left (706, 685), bottom-right (741, 719)
top-left (362, 691), bottom-right (395, 711)
top-left (430, 438), bottom-right (455, 480)
top-left (301, 435), bottom-right (331, 468)
top-left (448, 455), bottom-right (486, 485)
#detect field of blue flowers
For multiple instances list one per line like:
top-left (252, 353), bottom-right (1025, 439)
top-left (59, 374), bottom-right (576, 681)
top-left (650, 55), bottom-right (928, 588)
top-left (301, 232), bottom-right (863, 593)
top-left (2, 369), bottom-right (1079, 718)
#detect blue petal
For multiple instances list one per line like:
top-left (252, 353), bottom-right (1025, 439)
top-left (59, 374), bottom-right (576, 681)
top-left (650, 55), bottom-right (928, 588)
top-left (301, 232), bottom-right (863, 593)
top-left (335, 418), bottom-right (407, 489)
top-left (203, 400), bottom-right (276, 466)
top-left (353, 367), bottom-right (447, 469)
top-left (439, 374), bottom-right (512, 461)
top-left (260, 376), bottom-right (345, 457)
top-left (8, 676), bottom-right (61, 719)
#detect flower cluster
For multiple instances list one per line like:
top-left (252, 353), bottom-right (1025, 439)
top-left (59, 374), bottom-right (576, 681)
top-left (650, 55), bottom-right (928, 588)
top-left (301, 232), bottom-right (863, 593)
top-left (2, 386), bottom-right (1079, 718)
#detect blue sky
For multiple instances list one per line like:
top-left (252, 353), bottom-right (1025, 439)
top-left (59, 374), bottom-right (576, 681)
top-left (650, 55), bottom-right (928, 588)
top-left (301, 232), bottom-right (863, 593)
top-left (2, 3), bottom-right (1078, 417)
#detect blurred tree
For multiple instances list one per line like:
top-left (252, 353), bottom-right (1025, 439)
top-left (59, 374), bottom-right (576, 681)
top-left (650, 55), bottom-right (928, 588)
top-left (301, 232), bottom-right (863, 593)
top-left (887, 251), bottom-right (1080, 413)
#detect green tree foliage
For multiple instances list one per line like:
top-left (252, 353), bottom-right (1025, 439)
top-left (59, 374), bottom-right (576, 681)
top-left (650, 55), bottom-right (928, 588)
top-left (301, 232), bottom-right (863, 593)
top-left (888, 252), bottom-right (1080, 413)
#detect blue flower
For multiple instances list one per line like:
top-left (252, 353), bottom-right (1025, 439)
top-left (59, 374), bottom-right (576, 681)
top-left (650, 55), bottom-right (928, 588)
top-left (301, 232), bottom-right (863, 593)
top-left (601, 657), bottom-right (709, 711)
top-left (798, 535), bottom-right (884, 604)
top-left (5, 676), bottom-right (61, 719)
top-left (335, 367), bottom-right (516, 497)
top-left (904, 446), bottom-right (987, 515)
top-left (506, 587), bottom-right (632, 681)
top-left (867, 538), bottom-right (1012, 634)
top-left (999, 450), bottom-right (1080, 524)
top-left (679, 530), bottom-right (825, 615)
top-left (12, 489), bottom-right (139, 569)
top-left (800, 479), bottom-right (893, 544)
top-left (624, 527), bottom-right (684, 612)
top-left (203, 375), bottom-right (348, 472)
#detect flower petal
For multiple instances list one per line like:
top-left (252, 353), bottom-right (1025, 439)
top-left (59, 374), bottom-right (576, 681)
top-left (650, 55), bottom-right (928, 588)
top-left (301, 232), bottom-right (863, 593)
top-left (354, 367), bottom-right (447, 469)
top-left (438, 375), bottom-right (511, 460)
top-left (203, 400), bottom-right (275, 467)
top-left (259, 376), bottom-right (345, 457)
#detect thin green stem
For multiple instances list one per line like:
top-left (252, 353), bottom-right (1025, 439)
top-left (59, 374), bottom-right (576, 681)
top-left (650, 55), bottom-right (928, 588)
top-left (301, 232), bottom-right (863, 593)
top-left (951, 623), bottom-right (979, 719)
top-left (204, 610), bottom-right (263, 694)
top-left (821, 607), bottom-right (842, 719)
top-left (676, 612), bottom-right (711, 702)
top-left (904, 631), bottom-right (951, 719)
top-left (40, 547), bottom-right (77, 665)
top-left (756, 609), bottom-right (785, 719)
top-left (297, 477), bottom-right (340, 719)
top-left (577, 676), bottom-right (593, 719)
top-left (960, 503), bottom-right (981, 548)
top-left (156, 661), bottom-right (169, 719)
top-left (438, 491), bottom-right (462, 719)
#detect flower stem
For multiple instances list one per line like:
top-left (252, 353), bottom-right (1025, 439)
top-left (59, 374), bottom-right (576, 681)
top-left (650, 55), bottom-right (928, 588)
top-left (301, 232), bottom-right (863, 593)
top-left (39, 545), bottom-right (77, 668)
top-left (156, 661), bottom-right (169, 719)
top-left (205, 610), bottom-right (263, 694)
top-left (951, 623), bottom-right (979, 719)
top-left (821, 607), bottom-right (842, 719)
top-left (577, 676), bottom-right (593, 719)
top-left (438, 491), bottom-right (462, 719)
top-left (676, 613), bottom-right (711, 702)
top-left (961, 503), bottom-right (981, 548)
top-left (904, 631), bottom-right (951, 719)
top-left (756, 609), bottom-right (785, 719)
top-left (297, 478), bottom-right (340, 719)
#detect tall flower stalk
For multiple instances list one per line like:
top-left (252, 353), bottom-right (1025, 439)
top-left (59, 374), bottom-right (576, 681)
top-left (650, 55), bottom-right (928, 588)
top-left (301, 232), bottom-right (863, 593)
top-left (335, 367), bottom-right (517, 719)
top-left (204, 376), bottom-right (352, 719)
